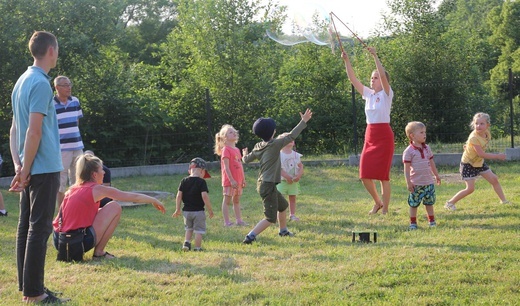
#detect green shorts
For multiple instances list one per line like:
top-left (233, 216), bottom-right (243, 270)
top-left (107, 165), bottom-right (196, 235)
top-left (276, 181), bottom-right (300, 196)
top-left (407, 184), bottom-right (436, 207)
top-left (257, 181), bottom-right (289, 223)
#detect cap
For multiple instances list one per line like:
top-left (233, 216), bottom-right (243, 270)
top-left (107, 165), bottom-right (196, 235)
top-left (189, 157), bottom-right (211, 178)
top-left (252, 117), bottom-right (276, 141)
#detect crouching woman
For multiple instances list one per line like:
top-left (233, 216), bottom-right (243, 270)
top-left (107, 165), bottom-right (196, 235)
top-left (52, 153), bottom-right (165, 260)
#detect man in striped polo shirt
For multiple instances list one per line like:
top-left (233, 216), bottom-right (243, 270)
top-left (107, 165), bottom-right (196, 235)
top-left (54, 76), bottom-right (84, 206)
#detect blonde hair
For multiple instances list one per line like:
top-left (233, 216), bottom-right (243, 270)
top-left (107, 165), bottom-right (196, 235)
top-left (405, 121), bottom-right (426, 141)
top-left (214, 124), bottom-right (238, 156)
top-left (372, 69), bottom-right (391, 83)
top-left (75, 153), bottom-right (103, 185)
top-left (469, 112), bottom-right (492, 139)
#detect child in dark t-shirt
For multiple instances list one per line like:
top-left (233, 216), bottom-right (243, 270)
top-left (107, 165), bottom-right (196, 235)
top-left (173, 158), bottom-right (214, 251)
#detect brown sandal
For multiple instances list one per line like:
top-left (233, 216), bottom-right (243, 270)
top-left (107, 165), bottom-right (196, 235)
top-left (93, 251), bottom-right (116, 260)
top-left (368, 203), bottom-right (383, 215)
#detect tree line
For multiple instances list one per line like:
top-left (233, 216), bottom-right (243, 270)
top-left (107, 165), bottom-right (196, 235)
top-left (0, 0), bottom-right (518, 174)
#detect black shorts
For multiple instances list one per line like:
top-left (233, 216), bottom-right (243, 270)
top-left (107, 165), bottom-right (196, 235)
top-left (53, 226), bottom-right (96, 253)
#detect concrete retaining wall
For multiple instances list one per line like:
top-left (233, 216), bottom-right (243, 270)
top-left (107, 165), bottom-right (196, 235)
top-left (1, 148), bottom-right (519, 188)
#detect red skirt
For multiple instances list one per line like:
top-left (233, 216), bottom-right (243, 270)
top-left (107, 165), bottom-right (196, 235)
top-left (359, 123), bottom-right (394, 181)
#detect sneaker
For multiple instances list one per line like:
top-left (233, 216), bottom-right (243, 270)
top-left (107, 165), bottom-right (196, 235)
top-left (501, 200), bottom-right (510, 204)
top-left (408, 223), bottom-right (418, 230)
top-left (182, 241), bottom-right (191, 251)
top-left (279, 230), bottom-right (295, 237)
top-left (289, 215), bottom-right (300, 221)
top-left (0, 211), bottom-right (7, 217)
top-left (444, 201), bottom-right (456, 211)
top-left (44, 287), bottom-right (62, 297)
top-left (242, 235), bottom-right (256, 244)
top-left (429, 221), bottom-right (437, 227)
top-left (193, 248), bottom-right (204, 252)
top-left (224, 222), bottom-right (234, 227)
top-left (236, 220), bottom-right (248, 226)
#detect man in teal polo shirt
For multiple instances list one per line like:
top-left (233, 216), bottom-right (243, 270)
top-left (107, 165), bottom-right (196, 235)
top-left (10, 31), bottom-right (67, 304)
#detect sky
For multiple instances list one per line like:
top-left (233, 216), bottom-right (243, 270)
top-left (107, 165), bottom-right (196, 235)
top-left (313, 0), bottom-right (390, 38)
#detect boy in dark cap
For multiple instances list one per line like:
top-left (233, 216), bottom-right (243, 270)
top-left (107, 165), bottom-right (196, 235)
top-left (173, 158), bottom-right (214, 251)
top-left (241, 109), bottom-right (312, 244)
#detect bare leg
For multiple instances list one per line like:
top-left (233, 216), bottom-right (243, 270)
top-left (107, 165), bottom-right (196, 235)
top-left (91, 202), bottom-right (122, 256)
top-left (184, 230), bottom-right (193, 243)
top-left (361, 179), bottom-right (382, 214)
top-left (409, 206), bottom-right (418, 219)
top-left (448, 180), bottom-right (475, 204)
top-left (381, 180), bottom-right (391, 214)
top-left (278, 210), bottom-right (288, 230)
top-left (193, 233), bottom-right (203, 249)
top-left (425, 205), bottom-right (434, 217)
top-left (221, 195), bottom-right (232, 225)
top-left (0, 192), bottom-right (5, 211)
top-left (481, 171), bottom-right (507, 202)
top-left (250, 219), bottom-right (272, 236)
top-left (232, 195), bottom-right (244, 223)
top-left (288, 195), bottom-right (297, 216)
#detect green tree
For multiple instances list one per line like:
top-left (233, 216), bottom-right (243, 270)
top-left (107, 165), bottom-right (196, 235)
top-left (488, 0), bottom-right (520, 106)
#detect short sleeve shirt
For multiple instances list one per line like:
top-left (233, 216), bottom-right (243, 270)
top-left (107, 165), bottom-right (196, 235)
top-left (280, 150), bottom-right (302, 180)
top-left (178, 176), bottom-right (209, 212)
top-left (362, 86), bottom-right (393, 124)
top-left (11, 66), bottom-right (63, 174)
top-left (221, 146), bottom-right (244, 187)
top-left (461, 132), bottom-right (488, 167)
top-left (403, 144), bottom-right (435, 186)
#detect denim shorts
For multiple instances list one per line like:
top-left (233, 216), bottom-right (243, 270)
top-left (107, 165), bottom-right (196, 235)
top-left (53, 226), bottom-right (96, 253)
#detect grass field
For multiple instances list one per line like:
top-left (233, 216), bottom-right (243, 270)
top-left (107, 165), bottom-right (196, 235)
top-left (0, 161), bottom-right (519, 305)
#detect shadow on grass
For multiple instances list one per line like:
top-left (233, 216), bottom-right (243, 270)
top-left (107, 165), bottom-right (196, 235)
top-left (84, 253), bottom-right (256, 283)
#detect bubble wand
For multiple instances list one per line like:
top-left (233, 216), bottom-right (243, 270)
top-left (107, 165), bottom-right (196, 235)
top-left (329, 12), bottom-right (345, 53)
top-left (330, 11), bottom-right (368, 49)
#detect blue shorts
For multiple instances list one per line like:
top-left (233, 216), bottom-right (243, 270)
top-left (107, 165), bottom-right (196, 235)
top-left (183, 211), bottom-right (207, 234)
top-left (53, 226), bottom-right (96, 253)
top-left (460, 162), bottom-right (491, 180)
top-left (407, 184), bottom-right (436, 207)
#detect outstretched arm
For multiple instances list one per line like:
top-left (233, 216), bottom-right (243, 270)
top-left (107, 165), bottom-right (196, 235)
top-left (368, 47), bottom-right (390, 96)
top-left (341, 51), bottom-right (364, 95)
top-left (94, 185), bottom-right (165, 213)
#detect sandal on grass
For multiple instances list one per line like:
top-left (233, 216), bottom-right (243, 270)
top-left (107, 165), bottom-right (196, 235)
top-left (368, 203), bottom-right (383, 215)
top-left (93, 252), bottom-right (116, 260)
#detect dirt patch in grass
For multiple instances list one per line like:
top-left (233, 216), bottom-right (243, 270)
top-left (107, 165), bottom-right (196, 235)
top-left (440, 173), bottom-right (463, 184)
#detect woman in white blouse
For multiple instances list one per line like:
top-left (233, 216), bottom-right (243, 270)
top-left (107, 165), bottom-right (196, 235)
top-left (341, 47), bottom-right (394, 215)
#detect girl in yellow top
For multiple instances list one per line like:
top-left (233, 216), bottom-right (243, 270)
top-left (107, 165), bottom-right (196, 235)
top-left (445, 113), bottom-right (509, 211)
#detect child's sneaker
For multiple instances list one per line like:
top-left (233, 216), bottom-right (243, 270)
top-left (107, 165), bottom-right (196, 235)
top-left (182, 241), bottom-right (191, 251)
top-left (236, 220), bottom-right (248, 226)
top-left (429, 221), bottom-right (437, 227)
top-left (0, 211), bottom-right (7, 217)
top-left (224, 222), bottom-right (234, 227)
top-left (408, 223), bottom-right (418, 230)
top-left (501, 200), bottom-right (510, 204)
top-left (444, 201), bottom-right (456, 211)
top-left (243, 235), bottom-right (256, 244)
top-left (289, 215), bottom-right (300, 221)
top-left (279, 230), bottom-right (295, 237)
top-left (193, 248), bottom-right (204, 252)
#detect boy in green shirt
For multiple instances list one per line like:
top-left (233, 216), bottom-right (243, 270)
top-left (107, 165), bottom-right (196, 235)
top-left (242, 109), bottom-right (312, 244)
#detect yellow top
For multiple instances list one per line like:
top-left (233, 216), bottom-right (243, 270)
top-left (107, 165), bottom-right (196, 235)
top-left (461, 130), bottom-right (490, 167)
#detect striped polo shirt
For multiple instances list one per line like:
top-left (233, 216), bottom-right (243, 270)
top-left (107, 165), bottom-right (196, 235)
top-left (54, 95), bottom-right (84, 151)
